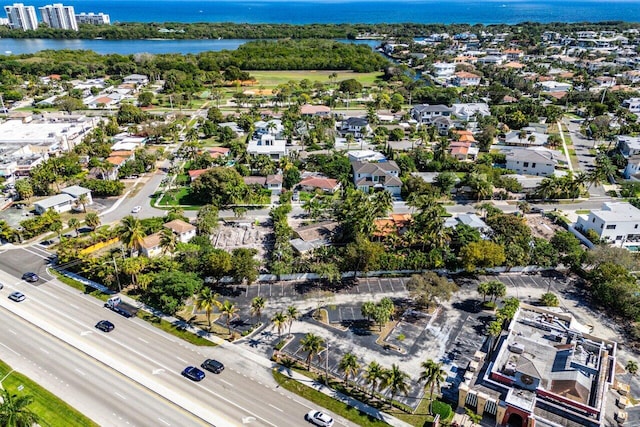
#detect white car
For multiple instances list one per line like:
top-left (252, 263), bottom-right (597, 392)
top-left (306, 410), bottom-right (334, 427)
top-left (131, 206), bottom-right (142, 213)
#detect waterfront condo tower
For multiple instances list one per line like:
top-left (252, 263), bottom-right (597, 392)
top-left (4, 3), bottom-right (38, 30)
top-left (39, 3), bottom-right (78, 31)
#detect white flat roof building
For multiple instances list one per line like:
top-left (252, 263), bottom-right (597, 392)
top-left (576, 202), bottom-right (640, 247)
top-left (0, 119), bottom-right (89, 152)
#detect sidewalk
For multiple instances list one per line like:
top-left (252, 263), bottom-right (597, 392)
top-left (119, 293), bottom-right (413, 427)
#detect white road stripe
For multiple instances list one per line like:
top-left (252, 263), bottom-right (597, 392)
top-left (158, 417), bottom-right (170, 426)
top-left (268, 404), bottom-right (283, 412)
top-left (74, 368), bottom-right (86, 376)
top-left (176, 356), bottom-right (188, 363)
top-left (40, 347), bottom-right (49, 354)
top-left (138, 337), bottom-right (149, 344)
top-left (219, 378), bottom-right (233, 386)
top-left (115, 392), bottom-right (126, 400)
top-left (0, 342), bottom-right (20, 356)
top-left (8, 329), bottom-right (16, 335)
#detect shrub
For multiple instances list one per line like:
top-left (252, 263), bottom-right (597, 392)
top-left (431, 401), bottom-right (452, 420)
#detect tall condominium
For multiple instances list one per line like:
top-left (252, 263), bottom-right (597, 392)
top-left (75, 12), bottom-right (110, 25)
top-left (4, 3), bottom-right (38, 31)
top-left (39, 3), bottom-right (78, 31)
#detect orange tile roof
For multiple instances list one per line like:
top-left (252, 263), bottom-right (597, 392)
top-left (106, 156), bottom-right (127, 166)
top-left (299, 176), bottom-right (339, 191)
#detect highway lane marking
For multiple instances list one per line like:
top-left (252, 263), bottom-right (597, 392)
top-left (115, 392), bottom-right (126, 400)
top-left (74, 368), bottom-right (86, 376)
top-left (158, 418), bottom-right (170, 426)
top-left (69, 303), bottom-right (79, 310)
top-left (9, 329), bottom-right (16, 335)
top-left (40, 347), bottom-right (50, 354)
top-left (219, 378), bottom-right (233, 386)
top-left (176, 356), bottom-right (188, 363)
top-left (268, 404), bottom-right (283, 412)
top-left (293, 398), bottom-right (314, 409)
top-left (138, 337), bottom-right (149, 344)
top-left (0, 342), bottom-right (20, 356)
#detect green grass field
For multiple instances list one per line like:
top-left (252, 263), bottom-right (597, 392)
top-left (0, 359), bottom-right (98, 427)
top-left (246, 70), bottom-right (384, 88)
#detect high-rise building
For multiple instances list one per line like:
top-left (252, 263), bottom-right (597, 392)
top-left (75, 12), bottom-right (110, 25)
top-left (39, 3), bottom-right (77, 31)
top-left (4, 3), bottom-right (38, 31)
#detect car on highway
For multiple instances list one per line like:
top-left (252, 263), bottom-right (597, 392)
top-left (22, 272), bottom-right (39, 282)
top-left (181, 366), bottom-right (205, 382)
top-left (95, 320), bottom-right (115, 332)
top-left (0, 282), bottom-right (3, 290)
top-left (306, 410), bottom-right (334, 427)
top-left (8, 291), bottom-right (26, 302)
top-left (201, 359), bottom-right (224, 374)
top-left (131, 206), bottom-right (142, 213)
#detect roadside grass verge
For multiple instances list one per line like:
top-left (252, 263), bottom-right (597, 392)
top-left (50, 270), bottom-right (110, 301)
top-left (137, 311), bottom-right (218, 347)
top-left (0, 359), bottom-right (98, 427)
top-left (272, 369), bottom-right (389, 427)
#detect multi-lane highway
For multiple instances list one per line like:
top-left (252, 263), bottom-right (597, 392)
top-left (0, 246), bottom-right (348, 427)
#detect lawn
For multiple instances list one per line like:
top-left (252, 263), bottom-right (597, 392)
top-left (0, 359), bottom-right (98, 427)
top-left (137, 311), bottom-right (218, 346)
top-left (247, 70), bottom-right (384, 88)
top-left (158, 187), bottom-right (199, 207)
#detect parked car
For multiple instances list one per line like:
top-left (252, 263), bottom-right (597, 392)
top-left (201, 359), bottom-right (225, 374)
top-left (306, 410), bottom-right (334, 427)
top-left (95, 320), bottom-right (115, 332)
top-left (8, 291), bottom-right (25, 302)
top-left (181, 366), bottom-right (205, 382)
top-left (131, 206), bottom-right (142, 213)
top-left (22, 272), bottom-right (39, 282)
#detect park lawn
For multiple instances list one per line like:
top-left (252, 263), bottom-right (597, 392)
top-left (247, 70), bottom-right (384, 88)
top-left (0, 359), bottom-right (98, 427)
top-left (158, 187), bottom-right (197, 206)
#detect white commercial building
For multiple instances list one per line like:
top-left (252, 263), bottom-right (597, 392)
top-left (4, 3), bottom-right (38, 30)
top-left (576, 202), bottom-right (640, 246)
top-left (39, 3), bottom-right (77, 31)
top-left (75, 12), bottom-right (110, 25)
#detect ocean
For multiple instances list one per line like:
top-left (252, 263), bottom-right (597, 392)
top-left (19, 0), bottom-right (640, 25)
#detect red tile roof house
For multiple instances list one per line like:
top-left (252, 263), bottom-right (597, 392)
top-left (188, 168), bottom-right (211, 182)
top-left (297, 176), bottom-right (341, 194)
top-left (300, 104), bottom-right (331, 117)
top-left (206, 147), bottom-right (231, 159)
top-left (452, 71), bottom-right (482, 87)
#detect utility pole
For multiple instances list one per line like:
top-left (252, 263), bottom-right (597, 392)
top-left (112, 255), bottom-right (122, 292)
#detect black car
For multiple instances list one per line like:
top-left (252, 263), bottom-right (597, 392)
top-left (181, 366), bottom-right (205, 382)
top-left (22, 272), bottom-right (39, 283)
top-left (95, 320), bottom-right (115, 332)
top-left (0, 282), bottom-right (3, 290)
top-left (201, 359), bottom-right (225, 374)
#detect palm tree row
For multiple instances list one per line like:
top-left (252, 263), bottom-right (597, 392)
top-left (271, 305), bottom-right (300, 340)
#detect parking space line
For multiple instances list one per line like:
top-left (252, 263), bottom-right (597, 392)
top-left (378, 279), bottom-right (383, 292)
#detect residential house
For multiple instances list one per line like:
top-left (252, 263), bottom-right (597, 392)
top-left (340, 117), bottom-right (371, 139)
top-left (347, 150), bottom-right (386, 163)
top-left (622, 98), bottom-right (640, 114)
top-left (617, 135), bottom-right (640, 157)
top-left (450, 141), bottom-right (479, 161)
top-left (297, 176), bottom-right (341, 194)
top-left (373, 213), bottom-right (412, 239)
top-left (432, 62), bottom-right (456, 78)
top-left (576, 202), bottom-right (640, 246)
top-left (411, 104), bottom-right (454, 125)
top-left (503, 48), bottom-right (524, 61)
top-left (452, 71), bottom-right (481, 87)
top-left (247, 133), bottom-right (288, 160)
top-left (456, 213), bottom-right (490, 234)
top-left (139, 233), bottom-right (162, 257)
top-left (501, 127), bottom-right (548, 147)
top-left (476, 55), bottom-right (505, 65)
top-left (538, 81), bottom-right (573, 92)
top-left (34, 185), bottom-right (92, 214)
top-left (206, 147), bottom-right (230, 159)
top-left (163, 219), bottom-right (196, 243)
top-left (433, 116), bottom-right (453, 135)
top-left (505, 148), bottom-right (559, 177)
top-left (300, 104), bottom-right (331, 117)
top-left (266, 174), bottom-right (283, 195)
top-left (623, 154), bottom-right (640, 179)
top-left (106, 150), bottom-right (134, 174)
top-left (123, 74), bottom-right (149, 86)
top-left (290, 221), bottom-right (339, 255)
top-left (451, 103), bottom-right (491, 121)
top-left (352, 160), bottom-right (402, 196)
top-left (188, 168), bottom-right (211, 182)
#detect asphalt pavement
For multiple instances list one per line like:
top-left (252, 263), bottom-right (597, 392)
top-left (0, 257), bottom-right (351, 427)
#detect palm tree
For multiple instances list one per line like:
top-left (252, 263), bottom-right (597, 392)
top-left (338, 353), bottom-right (360, 387)
top-left (286, 306), bottom-right (300, 337)
top-left (0, 389), bottom-right (40, 427)
top-left (381, 364), bottom-right (411, 403)
top-left (85, 212), bottom-right (101, 231)
top-left (196, 287), bottom-right (220, 331)
top-left (159, 227), bottom-right (178, 255)
top-left (118, 215), bottom-right (145, 256)
top-left (271, 311), bottom-right (287, 340)
top-left (67, 218), bottom-right (80, 237)
top-left (77, 193), bottom-right (89, 213)
top-left (364, 361), bottom-right (384, 396)
top-left (219, 300), bottom-right (239, 334)
top-left (419, 359), bottom-right (447, 413)
top-left (49, 220), bottom-right (63, 240)
top-left (250, 296), bottom-right (267, 325)
top-left (121, 257), bottom-right (146, 287)
top-left (626, 360), bottom-right (638, 375)
top-left (300, 333), bottom-right (325, 371)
